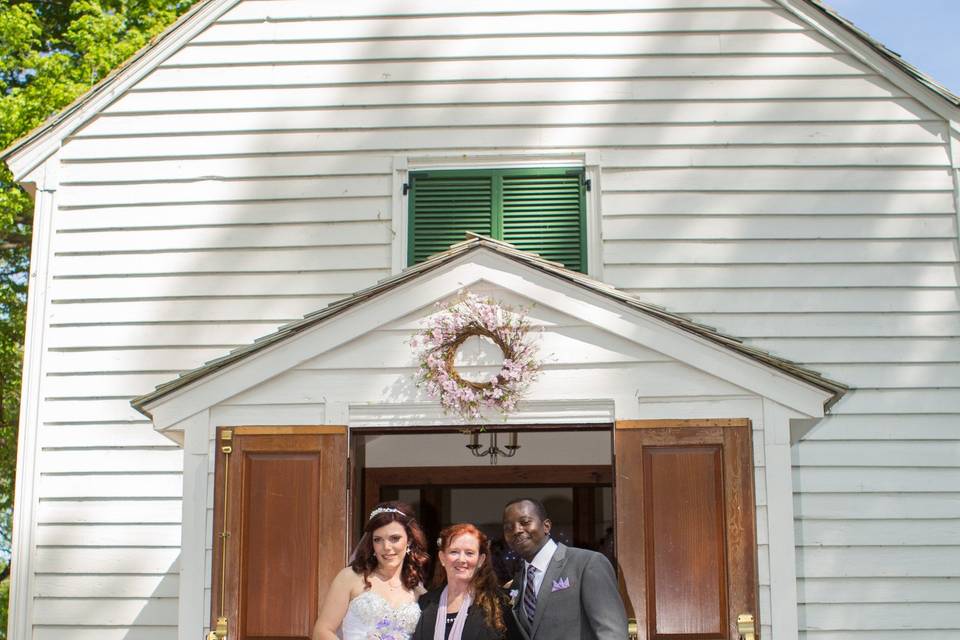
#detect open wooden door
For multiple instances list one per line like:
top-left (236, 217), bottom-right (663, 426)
top-left (211, 426), bottom-right (347, 640)
top-left (615, 420), bottom-right (759, 640)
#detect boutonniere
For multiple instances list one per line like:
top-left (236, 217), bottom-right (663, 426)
top-left (509, 589), bottom-right (520, 606)
top-left (551, 577), bottom-right (571, 592)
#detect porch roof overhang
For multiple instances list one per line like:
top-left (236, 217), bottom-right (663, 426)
top-left (132, 236), bottom-right (847, 430)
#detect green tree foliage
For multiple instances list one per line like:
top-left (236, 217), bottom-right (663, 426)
top-left (0, 1), bottom-right (196, 634)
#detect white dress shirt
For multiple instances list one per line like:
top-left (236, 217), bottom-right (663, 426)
top-left (524, 537), bottom-right (558, 596)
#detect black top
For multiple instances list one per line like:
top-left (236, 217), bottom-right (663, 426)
top-left (411, 588), bottom-right (505, 640)
top-left (445, 612), bottom-right (458, 639)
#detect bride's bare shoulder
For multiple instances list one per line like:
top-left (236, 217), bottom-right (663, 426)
top-left (331, 566), bottom-right (366, 596)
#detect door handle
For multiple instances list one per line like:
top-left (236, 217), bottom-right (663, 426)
top-left (627, 618), bottom-right (639, 640)
top-left (737, 613), bottom-right (756, 640)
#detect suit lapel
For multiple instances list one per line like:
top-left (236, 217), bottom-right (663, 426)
top-left (529, 543), bottom-right (567, 638)
top-left (509, 567), bottom-right (532, 639)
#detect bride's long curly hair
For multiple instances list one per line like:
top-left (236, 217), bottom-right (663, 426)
top-left (433, 523), bottom-right (506, 633)
top-left (350, 501), bottom-right (429, 590)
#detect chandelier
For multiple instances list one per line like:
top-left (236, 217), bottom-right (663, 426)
top-left (466, 431), bottom-right (520, 465)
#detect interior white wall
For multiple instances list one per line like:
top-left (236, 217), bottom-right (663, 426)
top-left (363, 430), bottom-right (612, 467)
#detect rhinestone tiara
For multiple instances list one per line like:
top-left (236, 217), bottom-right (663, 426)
top-left (368, 506), bottom-right (405, 520)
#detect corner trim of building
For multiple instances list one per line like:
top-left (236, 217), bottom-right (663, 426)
top-left (179, 410), bottom-right (210, 640)
top-left (7, 158), bottom-right (58, 640)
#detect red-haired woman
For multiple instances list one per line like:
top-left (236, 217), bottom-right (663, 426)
top-left (412, 523), bottom-right (507, 640)
top-left (313, 501), bottom-right (430, 640)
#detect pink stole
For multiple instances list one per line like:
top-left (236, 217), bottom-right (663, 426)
top-left (434, 587), bottom-right (474, 640)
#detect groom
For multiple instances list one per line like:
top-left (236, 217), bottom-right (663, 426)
top-left (502, 498), bottom-right (628, 640)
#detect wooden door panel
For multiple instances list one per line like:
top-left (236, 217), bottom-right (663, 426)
top-left (243, 452), bottom-right (322, 638)
top-left (645, 446), bottom-right (726, 637)
top-left (212, 427), bottom-right (346, 640)
top-left (615, 421), bottom-right (758, 640)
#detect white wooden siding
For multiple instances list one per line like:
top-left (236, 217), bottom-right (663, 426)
top-left (28, 0), bottom-right (959, 638)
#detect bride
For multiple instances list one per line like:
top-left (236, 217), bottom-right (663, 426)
top-left (313, 501), bottom-right (430, 640)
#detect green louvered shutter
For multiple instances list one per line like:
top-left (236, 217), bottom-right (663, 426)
top-left (408, 172), bottom-right (493, 265)
top-left (502, 169), bottom-right (585, 272)
top-left (408, 168), bottom-right (586, 272)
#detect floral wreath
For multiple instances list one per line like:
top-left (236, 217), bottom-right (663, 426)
top-left (411, 292), bottom-right (541, 420)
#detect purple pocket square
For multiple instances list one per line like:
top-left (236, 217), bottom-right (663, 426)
top-left (551, 577), bottom-right (571, 592)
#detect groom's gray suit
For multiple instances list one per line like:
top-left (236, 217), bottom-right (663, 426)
top-left (509, 542), bottom-right (628, 640)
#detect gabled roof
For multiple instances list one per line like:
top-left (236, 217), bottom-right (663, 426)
top-left (804, 0), bottom-right (959, 110)
top-left (132, 235), bottom-right (847, 420)
top-left (2, 0), bottom-right (236, 181)
top-left (4, 0), bottom-right (960, 181)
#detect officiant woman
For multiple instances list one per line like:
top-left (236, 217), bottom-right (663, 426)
top-left (412, 523), bottom-right (508, 640)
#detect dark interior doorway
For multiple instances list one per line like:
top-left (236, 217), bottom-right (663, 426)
top-left (362, 464), bottom-right (614, 584)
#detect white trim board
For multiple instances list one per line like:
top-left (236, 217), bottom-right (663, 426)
top-left (178, 411), bottom-right (208, 640)
top-left (348, 398), bottom-right (616, 428)
top-left (6, 169), bottom-right (58, 640)
top-left (762, 398), bottom-right (805, 640)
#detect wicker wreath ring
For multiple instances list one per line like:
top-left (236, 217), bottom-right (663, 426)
top-left (442, 325), bottom-right (513, 391)
top-left (413, 293), bottom-right (541, 419)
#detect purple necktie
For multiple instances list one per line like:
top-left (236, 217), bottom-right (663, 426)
top-left (523, 564), bottom-right (538, 623)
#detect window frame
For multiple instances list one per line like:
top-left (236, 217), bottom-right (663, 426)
top-left (405, 166), bottom-right (588, 271)
top-left (392, 154), bottom-right (602, 278)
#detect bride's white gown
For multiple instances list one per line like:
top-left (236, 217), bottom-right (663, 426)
top-left (340, 590), bottom-right (421, 640)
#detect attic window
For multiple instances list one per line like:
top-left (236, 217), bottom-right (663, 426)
top-left (407, 167), bottom-right (587, 272)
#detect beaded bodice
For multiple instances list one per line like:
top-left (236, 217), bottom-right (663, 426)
top-left (340, 590), bottom-right (420, 640)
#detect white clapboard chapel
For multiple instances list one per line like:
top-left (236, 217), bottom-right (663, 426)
top-left (3, 1), bottom-right (958, 640)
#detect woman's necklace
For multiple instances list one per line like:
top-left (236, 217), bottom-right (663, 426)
top-left (374, 570), bottom-right (403, 591)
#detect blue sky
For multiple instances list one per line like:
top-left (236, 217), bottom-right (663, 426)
top-left (824, 0), bottom-right (960, 96)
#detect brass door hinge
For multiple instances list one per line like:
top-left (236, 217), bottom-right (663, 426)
top-left (738, 613), bottom-right (756, 640)
top-left (220, 429), bottom-right (233, 454)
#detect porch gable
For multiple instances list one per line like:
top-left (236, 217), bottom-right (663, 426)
top-left (135, 241), bottom-right (840, 430)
